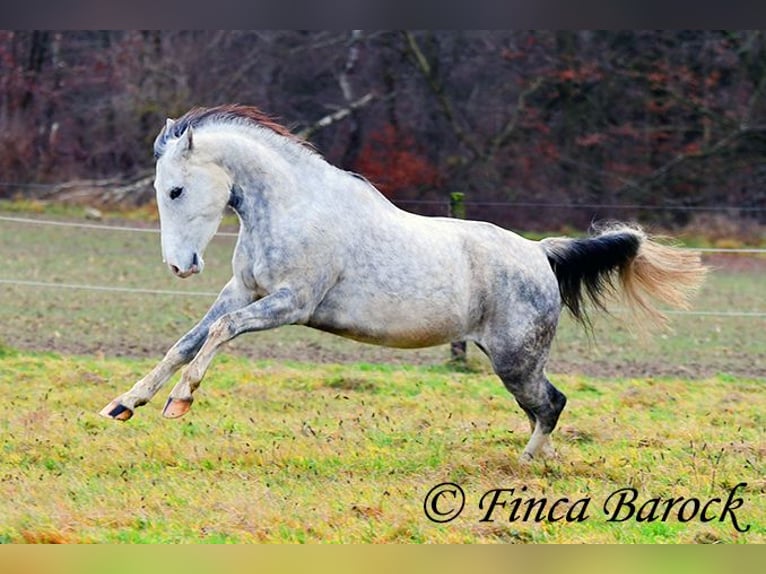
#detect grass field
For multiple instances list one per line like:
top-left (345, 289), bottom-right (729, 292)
top-left (0, 352), bottom-right (764, 543)
top-left (0, 204), bottom-right (764, 543)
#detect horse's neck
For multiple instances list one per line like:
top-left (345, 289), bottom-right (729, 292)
top-left (206, 129), bottom-right (323, 224)
top-left (206, 129), bottom-right (311, 197)
top-left (205, 126), bottom-right (397, 230)
top-left (210, 129), bottom-right (302, 181)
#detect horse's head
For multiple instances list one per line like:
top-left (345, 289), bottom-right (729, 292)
top-left (154, 120), bottom-right (231, 278)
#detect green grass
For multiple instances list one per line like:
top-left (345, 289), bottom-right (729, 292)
top-left (1, 203), bottom-right (764, 543)
top-left (0, 352), bottom-right (763, 543)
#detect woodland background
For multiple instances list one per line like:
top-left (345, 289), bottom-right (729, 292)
top-left (1, 30), bottom-right (766, 231)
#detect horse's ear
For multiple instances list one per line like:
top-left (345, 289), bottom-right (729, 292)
top-left (177, 126), bottom-right (194, 156)
top-left (164, 118), bottom-right (175, 133)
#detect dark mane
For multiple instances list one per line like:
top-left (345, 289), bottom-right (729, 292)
top-left (153, 104), bottom-right (311, 158)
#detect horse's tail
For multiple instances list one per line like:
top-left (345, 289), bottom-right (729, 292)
top-left (540, 222), bottom-right (707, 330)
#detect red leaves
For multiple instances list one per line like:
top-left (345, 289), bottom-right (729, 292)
top-left (575, 132), bottom-right (608, 147)
top-left (681, 141), bottom-right (702, 155)
top-left (354, 125), bottom-right (441, 198)
top-left (554, 64), bottom-right (603, 84)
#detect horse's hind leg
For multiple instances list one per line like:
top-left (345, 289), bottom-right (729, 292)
top-left (511, 374), bottom-right (566, 462)
top-left (481, 324), bottom-right (566, 462)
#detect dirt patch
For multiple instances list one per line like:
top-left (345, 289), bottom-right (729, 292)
top-left (8, 331), bottom-right (764, 381)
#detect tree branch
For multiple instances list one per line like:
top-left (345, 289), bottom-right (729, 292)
top-left (402, 31), bottom-right (482, 159)
top-left (297, 92), bottom-right (378, 140)
top-left (338, 30), bottom-right (363, 104)
top-left (614, 127), bottom-right (752, 197)
top-left (38, 170), bottom-right (155, 204)
top-left (486, 77), bottom-right (545, 160)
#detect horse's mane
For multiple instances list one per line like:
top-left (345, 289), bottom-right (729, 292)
top-left (153, 104), bottom-right (312, 158)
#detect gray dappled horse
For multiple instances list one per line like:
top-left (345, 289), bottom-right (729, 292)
top-left (100, 105), bottom-right (706, 462)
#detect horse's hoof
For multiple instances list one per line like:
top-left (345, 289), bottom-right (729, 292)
top-left (99, 400), bottom-right (134, 421)
top-left (519, 451), bottom-right (534, 465)
top-left (162, 397), bottom-right (193, 419)
top-left (541, 445), bottom-right (559, 460)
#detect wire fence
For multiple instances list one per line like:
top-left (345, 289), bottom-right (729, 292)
top-left (1, 212), bottom-right (763, 319)
top-left (393, 198), bottom-right (766, 214)
top-left (2, 275), bottom-right (762, 318)
top-left (0, 214), bottom-right (237, 237)
top-left (1, 213), bottom-right (763, 253)
top-left (0, 278), bottom-right (219, 298)
top-left (3, 180), bottom-right (766, 214)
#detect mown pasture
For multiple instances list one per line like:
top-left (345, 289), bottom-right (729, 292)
top-left (0, 207), bottom-right (763, 542)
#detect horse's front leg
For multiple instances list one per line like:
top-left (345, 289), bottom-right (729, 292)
top-left (99, 279), bottom-right (253, 421)
top-left (162, 287), bottom-right (308, 418)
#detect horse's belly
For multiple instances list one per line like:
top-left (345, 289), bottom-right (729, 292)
top-left (307, 295), bottom-right (463, 349)
top-left (310, 322), bottom-right (454, 349)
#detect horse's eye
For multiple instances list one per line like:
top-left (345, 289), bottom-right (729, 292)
top-left (169, 187), bottom-right (183, 200)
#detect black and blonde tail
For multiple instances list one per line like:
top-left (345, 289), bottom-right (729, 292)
top-left (540, 223), bottom-right (707, 329)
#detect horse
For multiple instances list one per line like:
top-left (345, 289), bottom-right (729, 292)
top-left (100, 104), bottom-right (706, 462)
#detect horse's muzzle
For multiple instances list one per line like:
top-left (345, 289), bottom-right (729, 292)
top-left (169, 253), bottom-right (201, 278)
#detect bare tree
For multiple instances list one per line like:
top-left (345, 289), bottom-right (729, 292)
top-left (1, 31), bottom-right (764, 227)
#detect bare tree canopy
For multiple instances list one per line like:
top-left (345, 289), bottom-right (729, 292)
top-left (1, 30), bottom-right (765, 229)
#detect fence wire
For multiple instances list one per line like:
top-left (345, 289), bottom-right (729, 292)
top-left (1, 213), bottom-right (764, 318)
top-left (1, 214), bottom-right (763, 253)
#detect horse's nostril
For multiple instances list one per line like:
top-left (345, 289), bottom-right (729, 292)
top-left (170, 264), bottom-right (180, 275)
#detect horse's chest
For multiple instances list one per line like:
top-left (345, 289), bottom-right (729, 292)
top-left (233, 242), bottom-right (269, 297)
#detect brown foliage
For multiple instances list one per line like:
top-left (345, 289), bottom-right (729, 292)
top-left (0, 31), bottom-right (764, 230)
top-left (353, 124), bottom-right (441, 199)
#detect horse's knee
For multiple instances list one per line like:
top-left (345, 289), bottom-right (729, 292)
top-left (165, 342), bottom-right (197, 367)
